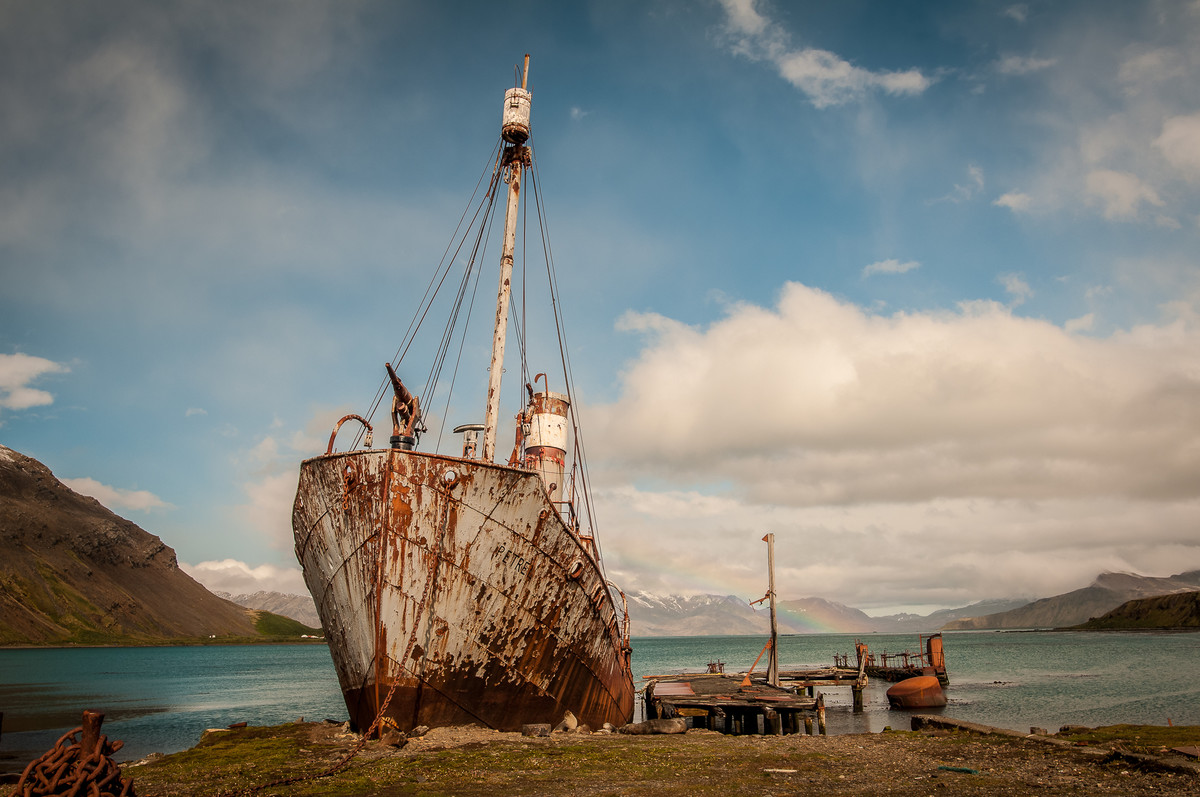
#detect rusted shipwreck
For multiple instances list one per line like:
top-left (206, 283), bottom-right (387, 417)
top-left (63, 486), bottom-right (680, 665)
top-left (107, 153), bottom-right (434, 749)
top-left (292, 56), bottom-right (634, 735)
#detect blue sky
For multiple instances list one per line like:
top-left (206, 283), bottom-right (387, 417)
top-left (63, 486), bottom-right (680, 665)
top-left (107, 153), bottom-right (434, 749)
top-left (3, 0), bottom-right (1199, 614)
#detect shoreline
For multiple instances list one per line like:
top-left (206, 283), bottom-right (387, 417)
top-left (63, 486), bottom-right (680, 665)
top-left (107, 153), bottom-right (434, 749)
top-left (0, 637), bottom-right (328, 650)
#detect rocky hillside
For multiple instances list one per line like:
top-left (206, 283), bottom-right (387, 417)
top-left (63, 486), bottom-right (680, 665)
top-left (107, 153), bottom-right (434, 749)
top-left (0, 444), bottom-right (260, 644)
top-left (943, 571), bottom-right (1200, 630)
top-left (1073, 590), bottom-right (1200, 630)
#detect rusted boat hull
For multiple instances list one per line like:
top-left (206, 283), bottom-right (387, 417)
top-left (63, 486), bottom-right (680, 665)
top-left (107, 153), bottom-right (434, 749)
top-left (293, 448), bottom-right (634, 733)
top-left (886, 675), bottom-right (947, 709)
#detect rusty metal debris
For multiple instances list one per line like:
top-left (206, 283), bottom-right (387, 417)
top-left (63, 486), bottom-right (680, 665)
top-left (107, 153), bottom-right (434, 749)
top-left (9, 710), bottom-right (135, 797)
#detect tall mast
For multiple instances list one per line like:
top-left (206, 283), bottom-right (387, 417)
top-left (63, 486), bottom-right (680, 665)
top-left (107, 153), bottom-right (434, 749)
top-left (483, 54), bottom-right (531, 461)
top-left (764, 532), bottom-right (779, 687)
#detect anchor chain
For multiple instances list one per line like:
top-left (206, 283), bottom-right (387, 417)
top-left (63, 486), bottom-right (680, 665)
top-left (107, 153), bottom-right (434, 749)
top-left (9, 712), bottom-right (135, 797)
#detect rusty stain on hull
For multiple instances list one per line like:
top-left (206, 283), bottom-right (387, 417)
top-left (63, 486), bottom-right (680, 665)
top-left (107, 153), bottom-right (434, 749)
top-left (293, 447), bottom-right (635, 733)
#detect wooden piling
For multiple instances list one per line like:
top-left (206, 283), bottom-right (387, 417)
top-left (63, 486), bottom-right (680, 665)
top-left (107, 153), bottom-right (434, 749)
top-left (805, 715), bottom-right (814, 735)
top-left (817, 694), bottom-right (826, 736)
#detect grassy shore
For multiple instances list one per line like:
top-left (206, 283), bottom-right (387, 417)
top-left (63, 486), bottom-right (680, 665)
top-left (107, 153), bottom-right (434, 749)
top-left (124, 718), bottom-right (1200, 796)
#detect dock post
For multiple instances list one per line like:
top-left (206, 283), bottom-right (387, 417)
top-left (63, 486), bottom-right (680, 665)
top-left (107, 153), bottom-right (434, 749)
top-left (805, 715), bottom-right (814, 735)
top-left (853, 682), bottom-right (864, 712)
top-left (710, 707), bottom-right (726, 735)
top-left (817, 694), bottom-right (827, 735)
top-left (765, 709), bottom-right (782, 736)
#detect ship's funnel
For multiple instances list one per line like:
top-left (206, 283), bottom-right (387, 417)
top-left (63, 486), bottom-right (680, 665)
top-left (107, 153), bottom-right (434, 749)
top-left (525, 390), bottom-right (568, 502)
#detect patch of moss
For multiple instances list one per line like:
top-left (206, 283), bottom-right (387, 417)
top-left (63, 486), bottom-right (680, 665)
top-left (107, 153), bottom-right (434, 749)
top-left (1055, 723), bottom-right (1200, 754)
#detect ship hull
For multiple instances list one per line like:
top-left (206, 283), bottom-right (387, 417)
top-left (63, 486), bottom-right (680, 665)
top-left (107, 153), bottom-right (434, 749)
top-left (293, 448), bottom-right (634, 733)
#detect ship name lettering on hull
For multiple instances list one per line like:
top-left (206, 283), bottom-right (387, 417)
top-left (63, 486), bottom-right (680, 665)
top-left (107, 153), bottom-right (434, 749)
top-left (494, 543), bottom-right (531, 576)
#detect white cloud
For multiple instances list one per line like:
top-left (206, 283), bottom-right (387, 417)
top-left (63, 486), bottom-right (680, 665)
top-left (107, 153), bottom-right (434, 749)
top-left (61, 476), bottom-right (174, 512)
top-left (1084, 169), bottom-right (1164, 220)
top-left (239, 469), bottom-right (299, 551)
top-left (1119, 48), bottom-right (1189, 94)
top-left (231, 410), bottom-right (347, 553)
top-left (717, 0), bottom-right (931, 108)
top-left (0, 353), bottom-right (68, 411)
top-left (596, 282), bottom-right (1200, 505)
top-left (993, 192), bottom-right (1033, 212)
top-left (995, 54), bottom-right (1056, 75)
top-left (1154, 113), bottom-right (1200, 178)
top-left (933, 164), bottom-right (984, 204)
top-left (862, 258), bottom-right (920, 277)
top-left (1064, 313), bottom-right (1095, 333)
top-left (1003, 5), bottom-right (1029, 24)
top-left (181, 558), bottom-right (308, 596)
top-left (590, 283), bottom-right (1200, 607)
top-left (999, 272), bottom-right (1033, 305)
top-left (185, 407), bottom-right (207, 417)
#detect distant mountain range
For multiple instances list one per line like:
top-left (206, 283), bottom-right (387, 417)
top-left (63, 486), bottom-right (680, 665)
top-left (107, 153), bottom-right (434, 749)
top-left (217, 590), bottom-right (320, 628)
top-left (942, 571), bottom-right (1200, 630)
top-left (0, 444), bottom-right (308, 644)
top-left (622, 589), bottom-right (1028, 636)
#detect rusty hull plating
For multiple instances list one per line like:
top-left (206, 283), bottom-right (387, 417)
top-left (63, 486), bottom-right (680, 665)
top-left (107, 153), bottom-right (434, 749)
top-left (293, 447), bottom-right (634, 733)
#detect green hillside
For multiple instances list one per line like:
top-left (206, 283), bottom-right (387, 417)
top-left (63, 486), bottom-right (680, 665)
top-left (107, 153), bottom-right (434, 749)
top-left (253, 610), bottom-right (322, 637)
top-left (1073, 591), bottom-right (1200, 630)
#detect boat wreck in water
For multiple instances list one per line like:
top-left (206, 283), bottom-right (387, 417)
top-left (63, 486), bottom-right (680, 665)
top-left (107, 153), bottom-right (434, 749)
top-left (292, 56), bottom-right (635, 735)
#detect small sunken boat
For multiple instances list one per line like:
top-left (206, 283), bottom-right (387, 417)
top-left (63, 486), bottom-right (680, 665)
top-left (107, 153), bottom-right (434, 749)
top-left (886, 675), bottom-right (947, 709)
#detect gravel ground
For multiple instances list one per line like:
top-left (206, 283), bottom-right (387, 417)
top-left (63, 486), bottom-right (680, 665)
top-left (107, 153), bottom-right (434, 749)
top-left (126, 719), bottom-right (1200, 796)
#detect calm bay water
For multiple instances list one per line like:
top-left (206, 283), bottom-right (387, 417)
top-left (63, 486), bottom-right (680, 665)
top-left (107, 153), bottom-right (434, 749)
top-left (2, 631), bottom-right (1197, 772)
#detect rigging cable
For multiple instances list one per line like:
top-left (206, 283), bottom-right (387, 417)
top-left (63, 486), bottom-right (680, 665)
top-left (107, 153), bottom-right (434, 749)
top-left (349, 140), bottom-right (504, 450)
top-left (529, 148), bottom-right (604, 565)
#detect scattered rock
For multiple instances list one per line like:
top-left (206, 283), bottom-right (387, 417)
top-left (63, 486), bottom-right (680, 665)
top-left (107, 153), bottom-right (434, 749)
top-left (410, 725), bottom-right (430, 738)
top-left (601, 722), bottom-right (617, 733)
top-left (126, 752), bottom-right (164, 767)
top-left (619, 718), bottom-right (687, 735)
top-left (379, 731), bottom-right (407, 748)
top-left (1030, 727), bottom-right (1049, 736)
top-left (1060, 724), bottom-right (1091, 734)
top-left (574, 724), bottom-right (592, 735)
top-left (521, 724), bottom-right (551, 737)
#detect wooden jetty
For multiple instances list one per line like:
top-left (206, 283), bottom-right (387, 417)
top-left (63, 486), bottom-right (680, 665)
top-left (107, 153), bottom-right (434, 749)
top-left (642, 535), bottom-right (868, 735)
top-left (644, 673), bottom-right (822, 735)
top-left (835, 634), bottom-right (949, 686)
